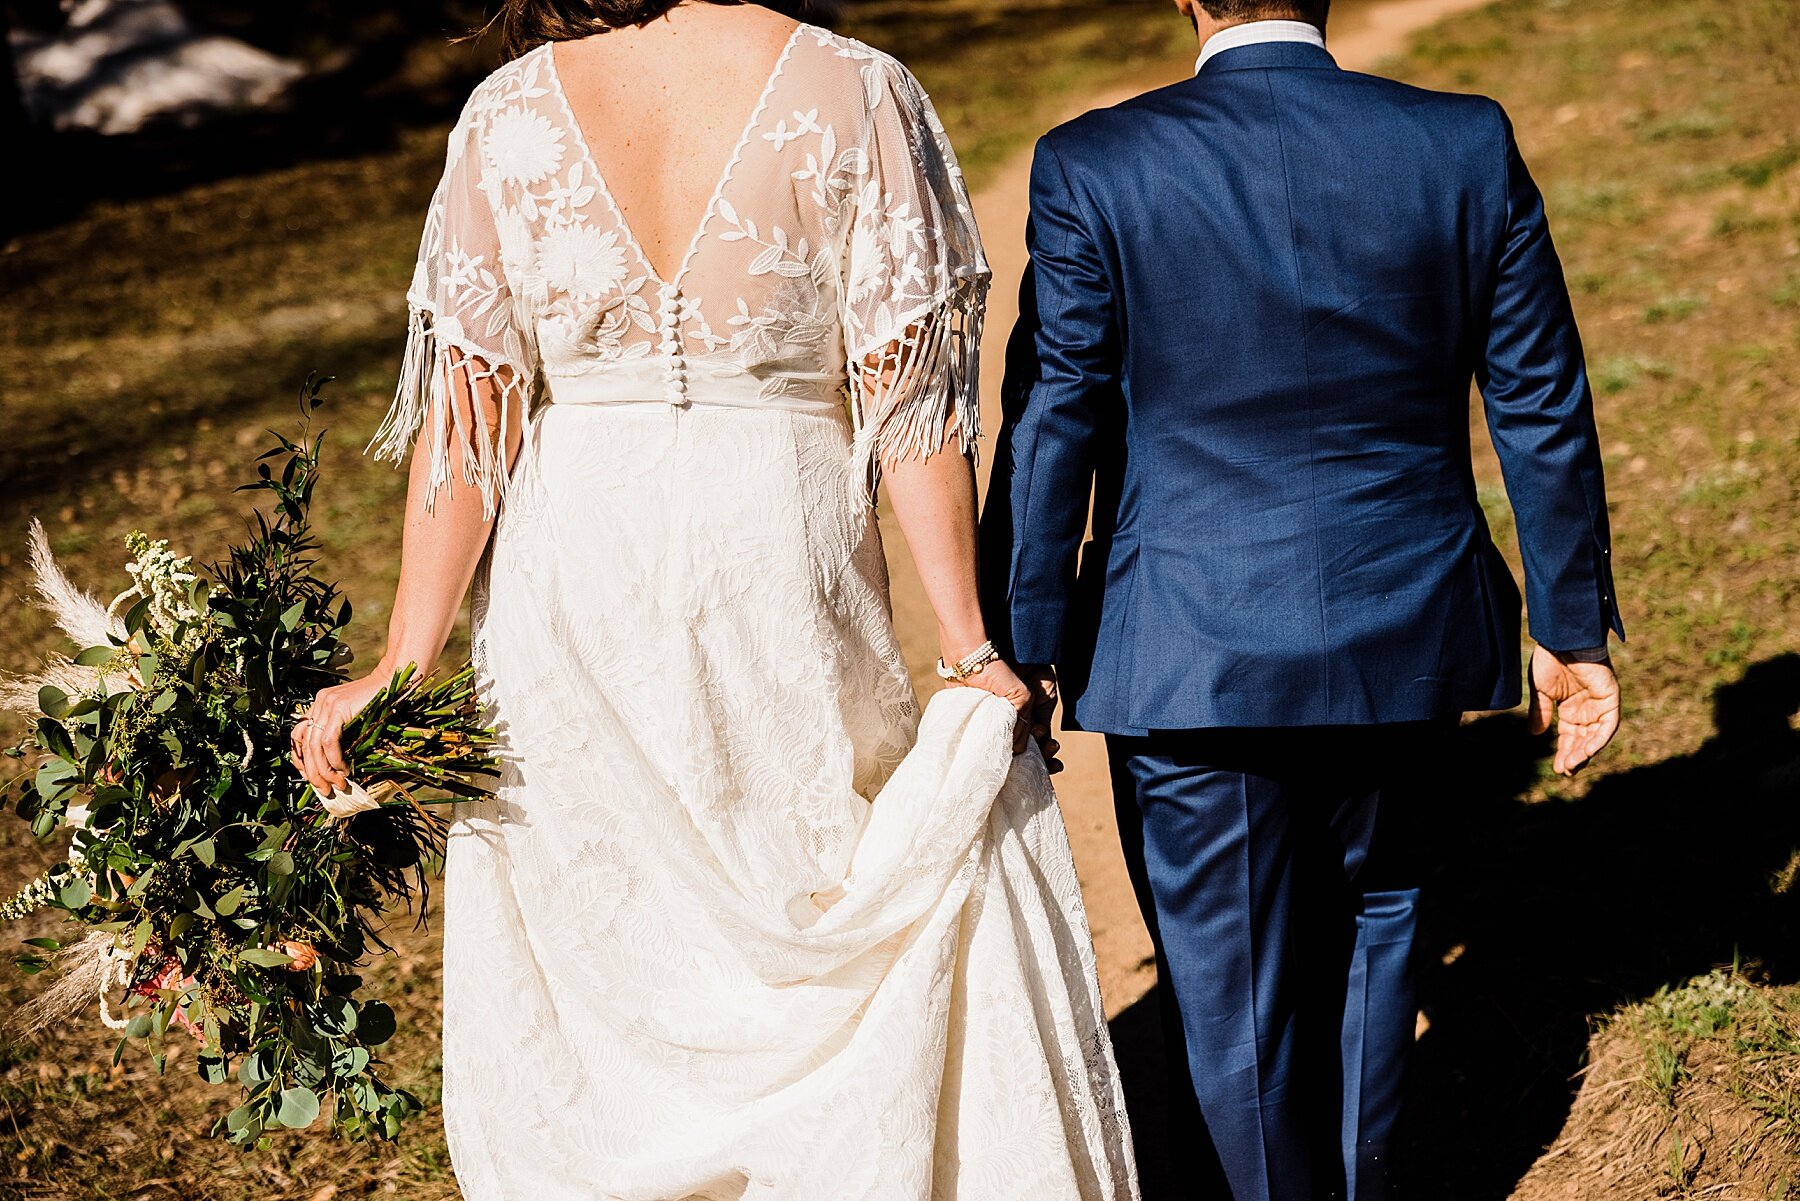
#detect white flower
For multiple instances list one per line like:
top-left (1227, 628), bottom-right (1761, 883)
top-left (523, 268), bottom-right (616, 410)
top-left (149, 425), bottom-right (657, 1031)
top-left (763, 108), bottom-right (822, 150)
top-left (846, 216), bottom-right (887, 307)
top-left (494, 205), bottom-right (535, 283)
top-left (483, 107), bottom-right (565, 186)
top-left (537, 225), bottom-right (630, 297)
top-left (123, 531), bottom-right (200, 636)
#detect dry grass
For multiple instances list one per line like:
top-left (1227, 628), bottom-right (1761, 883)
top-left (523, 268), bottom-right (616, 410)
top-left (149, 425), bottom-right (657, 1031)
top-left (1512, 971), bottom-right (1800, 1201)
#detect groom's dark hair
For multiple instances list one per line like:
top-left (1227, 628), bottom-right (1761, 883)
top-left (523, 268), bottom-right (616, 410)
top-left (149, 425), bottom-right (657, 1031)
top-left (1198, 0), bottom-right (1331, 25)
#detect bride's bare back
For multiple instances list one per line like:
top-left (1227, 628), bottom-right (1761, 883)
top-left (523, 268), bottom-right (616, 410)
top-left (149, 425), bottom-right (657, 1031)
top-left (553, 5), bottom-right (803, 283)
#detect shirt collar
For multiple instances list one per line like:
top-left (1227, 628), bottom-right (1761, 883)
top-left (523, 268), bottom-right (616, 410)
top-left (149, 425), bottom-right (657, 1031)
top-left (1195, 19), bottom-right (1327, 74)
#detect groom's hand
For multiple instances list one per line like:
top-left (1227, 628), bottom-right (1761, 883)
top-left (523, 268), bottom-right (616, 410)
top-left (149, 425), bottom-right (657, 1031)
top-left (1017, 664), bottom-right (1063, 774)
top-left (1527, 645), bottom-right (1622, 777)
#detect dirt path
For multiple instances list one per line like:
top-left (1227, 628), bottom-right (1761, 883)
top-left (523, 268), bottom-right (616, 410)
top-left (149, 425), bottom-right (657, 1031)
top-left (884, 0), bottom-right (1501, 1016)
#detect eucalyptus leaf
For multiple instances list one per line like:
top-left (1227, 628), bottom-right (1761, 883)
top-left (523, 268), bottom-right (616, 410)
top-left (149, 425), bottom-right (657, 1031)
top-left (58, 877), bottom-right (91, 909)
top-left (33, 720), bottom-right (76, 765)
top-left (34, 759), bottom-right (77, 797)
top-left (357, 1001), bottom-right (397, 1047)
top-left (239, 1049), bottom-right (273, 1086)
top-left (238, 948), bottom-right (294, 968)
top-left (333, 1045), bottom-right (371, 1076)
top-left (276, 1087), bottom-right (320, 1129)
top-left (314, 996), bottom-right (357, 1037)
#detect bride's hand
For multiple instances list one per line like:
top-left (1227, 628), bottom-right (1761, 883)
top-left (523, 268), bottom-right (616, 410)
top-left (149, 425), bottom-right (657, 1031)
top-left (291, 668), bottom-right (393, 798)
top-left (946, 657), bottom-right (1034, 756)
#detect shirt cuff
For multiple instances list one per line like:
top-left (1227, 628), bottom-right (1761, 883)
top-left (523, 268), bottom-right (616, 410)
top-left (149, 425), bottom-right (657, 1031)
top-left (1547, 645), bottom-right (1612, 665)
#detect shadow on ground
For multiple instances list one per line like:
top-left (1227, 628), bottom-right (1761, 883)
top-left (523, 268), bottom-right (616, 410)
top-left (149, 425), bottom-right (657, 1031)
top-left (1105, 653), bottom-right (1800, 1200)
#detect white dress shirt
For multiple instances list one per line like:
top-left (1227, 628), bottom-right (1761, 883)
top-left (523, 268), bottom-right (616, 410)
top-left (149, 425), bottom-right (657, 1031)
top-left (1195, 18), bottom-right (1328, 74)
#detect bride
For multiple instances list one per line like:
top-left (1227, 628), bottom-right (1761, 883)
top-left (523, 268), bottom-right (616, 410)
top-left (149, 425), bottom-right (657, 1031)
top-left (289, 2), bottom-right (1137, 1197)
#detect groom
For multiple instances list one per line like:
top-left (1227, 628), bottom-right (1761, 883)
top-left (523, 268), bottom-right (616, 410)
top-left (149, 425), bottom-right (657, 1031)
top-left (980, 1), bottom-right (1625, 1198)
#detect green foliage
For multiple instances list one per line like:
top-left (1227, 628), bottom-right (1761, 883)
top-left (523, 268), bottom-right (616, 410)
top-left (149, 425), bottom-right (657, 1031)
top-left (1773, 273), bottom-right (1800, 310)
top-left (1729, 142), bottom-right (1800, 189)
top-left (1590, 354), bottom-right (1674, 394)
top-left (1, 377), bottom-right (497, 1148)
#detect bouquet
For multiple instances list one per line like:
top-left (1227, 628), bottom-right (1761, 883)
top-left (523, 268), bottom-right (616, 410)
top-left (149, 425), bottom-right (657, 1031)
top-left (0, 377), bottom-right (497, 1148)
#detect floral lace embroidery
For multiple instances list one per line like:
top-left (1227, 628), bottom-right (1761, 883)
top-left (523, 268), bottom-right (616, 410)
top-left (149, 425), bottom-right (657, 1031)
top-left (372, 26), bottom-right (991, 517)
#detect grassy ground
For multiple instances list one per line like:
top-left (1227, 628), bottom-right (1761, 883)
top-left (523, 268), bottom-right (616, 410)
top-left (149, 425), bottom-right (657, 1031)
top-left (1508, 969), bottom-right (1800, 1199)
top-left (1384, 0), bottom-right (1800, 1195)
top-left (0, 4), bottom-right (1189, 1199)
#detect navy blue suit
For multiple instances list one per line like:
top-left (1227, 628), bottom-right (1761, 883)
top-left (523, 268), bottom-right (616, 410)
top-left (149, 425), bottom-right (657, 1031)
top-left (980, 39), bottom-right (1622, 1201)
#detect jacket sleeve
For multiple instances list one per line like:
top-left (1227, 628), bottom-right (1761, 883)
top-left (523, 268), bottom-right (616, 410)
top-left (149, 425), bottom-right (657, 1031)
top-left (1477, 108), bottom-right (1625, 652)
top-left (979, 136), bottom-right (1121, 666)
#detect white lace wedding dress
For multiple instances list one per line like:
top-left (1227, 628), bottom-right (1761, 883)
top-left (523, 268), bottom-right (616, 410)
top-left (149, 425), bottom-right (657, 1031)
top-left (370, 25), bottom-right (1137, 1201)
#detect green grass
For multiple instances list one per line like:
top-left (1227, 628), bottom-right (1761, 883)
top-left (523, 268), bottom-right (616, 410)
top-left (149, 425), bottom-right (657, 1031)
top-left (1620, 969), bottom-right (1800, 1150)
top-left (1643, 293), bottom-right (1707, 324)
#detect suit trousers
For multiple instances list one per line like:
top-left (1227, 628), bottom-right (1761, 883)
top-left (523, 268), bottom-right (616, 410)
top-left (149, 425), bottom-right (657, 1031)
top-left (1108, 723), bottom-right (1450, 1201)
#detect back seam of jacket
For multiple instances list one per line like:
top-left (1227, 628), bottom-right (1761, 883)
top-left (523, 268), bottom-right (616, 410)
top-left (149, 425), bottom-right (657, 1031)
top-left (1265, 69), bottom-right (1333, 715)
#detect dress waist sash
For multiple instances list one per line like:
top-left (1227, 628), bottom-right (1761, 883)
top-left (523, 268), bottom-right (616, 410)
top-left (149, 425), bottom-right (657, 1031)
top-left (543, 359), bottom-right (847, 415)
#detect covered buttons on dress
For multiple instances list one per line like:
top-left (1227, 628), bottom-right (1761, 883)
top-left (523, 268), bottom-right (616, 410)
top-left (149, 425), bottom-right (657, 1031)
top-left (657, 282), bottom-right (690, 408)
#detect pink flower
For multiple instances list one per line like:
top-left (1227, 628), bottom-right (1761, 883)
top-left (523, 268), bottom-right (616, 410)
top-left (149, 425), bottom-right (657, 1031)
top-left (129, 956), bottom-right (204, 1043)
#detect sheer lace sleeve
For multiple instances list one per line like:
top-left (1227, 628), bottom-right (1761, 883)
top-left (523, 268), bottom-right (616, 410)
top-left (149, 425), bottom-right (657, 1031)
top-left (841, 54), bottom-right (991, 497)
top-left (369, 95), bottom-right (538, 518)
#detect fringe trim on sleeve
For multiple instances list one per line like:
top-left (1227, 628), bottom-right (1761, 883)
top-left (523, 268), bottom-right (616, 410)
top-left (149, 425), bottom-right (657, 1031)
top-left (846, 275), bottom-right (989, 507)
top-left (367, 304), bottom-right (531, 521)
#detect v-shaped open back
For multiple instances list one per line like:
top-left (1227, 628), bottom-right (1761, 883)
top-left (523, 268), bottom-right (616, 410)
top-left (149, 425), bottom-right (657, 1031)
top-left (544, 25), bottom-right (803, 289)
top-left (374, 24), bottom-right (992, 517)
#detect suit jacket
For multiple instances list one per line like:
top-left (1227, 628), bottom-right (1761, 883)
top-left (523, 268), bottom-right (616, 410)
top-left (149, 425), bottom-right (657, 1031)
top-left (980, 40), bottom-right (1623, 734)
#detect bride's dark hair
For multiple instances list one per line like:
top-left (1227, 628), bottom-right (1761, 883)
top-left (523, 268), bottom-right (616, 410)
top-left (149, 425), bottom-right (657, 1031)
top-left (488, 0), bottom-right (823, 60)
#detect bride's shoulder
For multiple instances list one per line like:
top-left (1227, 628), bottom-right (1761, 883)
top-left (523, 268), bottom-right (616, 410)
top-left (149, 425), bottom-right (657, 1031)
top-left (795, 27), bottom-right (921, 91)
top-left (792, 27), bottom-right (932, 113)
top-left (450, 45), bottom-right (558, 130)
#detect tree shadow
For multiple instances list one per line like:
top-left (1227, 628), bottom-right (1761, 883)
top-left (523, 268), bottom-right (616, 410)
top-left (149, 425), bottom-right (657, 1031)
top-left (6, 38), bottom-right (481, 239)
top-left (4, 0), bottom-right (854, 238)
top-left (1104, 653), bottom-right (1800, 1200)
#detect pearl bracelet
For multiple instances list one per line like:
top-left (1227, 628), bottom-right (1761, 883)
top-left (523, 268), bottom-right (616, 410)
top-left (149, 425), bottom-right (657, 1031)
top-left (936, 640), bottom-right (1001, 682)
